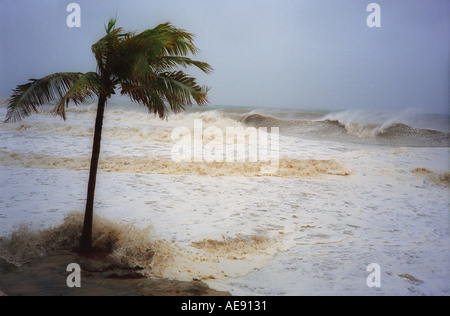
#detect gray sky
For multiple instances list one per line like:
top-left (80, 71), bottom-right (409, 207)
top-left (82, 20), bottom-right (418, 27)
top-left (1, 0), bottom-right (449, 114)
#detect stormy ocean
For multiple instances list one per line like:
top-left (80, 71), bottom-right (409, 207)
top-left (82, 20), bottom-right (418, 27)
top-left (0, 99), bottom-right (449, 295)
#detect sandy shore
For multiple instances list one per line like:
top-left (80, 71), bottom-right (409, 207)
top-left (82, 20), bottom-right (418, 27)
top-left (0, 249), bottom-right (230, 296)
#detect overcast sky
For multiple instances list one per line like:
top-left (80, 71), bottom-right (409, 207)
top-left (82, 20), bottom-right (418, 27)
top-left (0, 0), bottom-right (448, 114)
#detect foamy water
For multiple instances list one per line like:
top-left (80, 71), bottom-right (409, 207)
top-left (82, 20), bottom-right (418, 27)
top-left (0, 100), bottom-right (449, 295)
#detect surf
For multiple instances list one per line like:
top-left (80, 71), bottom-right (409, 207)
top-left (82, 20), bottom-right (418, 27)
top-left (239, 109), bottom-right (450, 147)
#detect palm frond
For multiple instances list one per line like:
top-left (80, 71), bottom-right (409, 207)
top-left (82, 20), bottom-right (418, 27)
top-left (120, 82), bottom-right (168, 118)
top-left (151, 56), bottom-right (213, 74)
top-left (105, 36), bottom-right (152, 83)
top-left (5, 72), bottom-right (83, 123)
top-left (91, 25), bottom-right (130, 77)
top-left (53, 72), bottom-right (104, 120)
top-left (105, 17), bottom-right (118, 34)
top-left (157, 71), bottom-right (210, 107)
top-left (136, 22), bottom-right (198, 58)
top-left (109, 22), bottom-right (211, 118)
top-left (120, 70), bottom-right (209, 117)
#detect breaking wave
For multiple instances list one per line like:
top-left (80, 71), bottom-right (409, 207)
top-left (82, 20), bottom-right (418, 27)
top-left (241, 110), bottom-right (450, 147)
top-left (324, 119), bottom-right (449, 140)
top-left (2, 103), bottom-right (448, 147)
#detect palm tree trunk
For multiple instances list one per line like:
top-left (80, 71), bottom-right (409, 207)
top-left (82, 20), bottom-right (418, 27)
top-left (79, 94), bottom-right (107, 252)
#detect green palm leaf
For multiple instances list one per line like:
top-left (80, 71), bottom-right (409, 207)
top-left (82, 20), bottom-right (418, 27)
top-left (53, 72), bottom-right (105, 120)
top-left (120, 71), bottom-right (209, 117)
top-left (157, 71), bottom-right (210, 106)
top-left (5, 72), bottom-right (83, 123)
top-left (110, 21), bottom-right (212, 117)
top-left (120, 81), bottom-right (167, 117)
top-left (136, 22), bottom-right (198, 58)
top-left (152, 56), bottom-right (213, 74)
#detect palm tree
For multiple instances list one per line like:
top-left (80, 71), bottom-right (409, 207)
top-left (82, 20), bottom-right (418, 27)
top-left (4, 18), bottom-right (212, 252)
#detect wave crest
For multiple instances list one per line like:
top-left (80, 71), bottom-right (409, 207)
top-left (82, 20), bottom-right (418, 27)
top-left (240, 111), bottom-right (450, 147)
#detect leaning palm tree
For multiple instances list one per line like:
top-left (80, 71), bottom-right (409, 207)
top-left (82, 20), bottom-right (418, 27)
top-left (5, 18), bottom-right (212, 252)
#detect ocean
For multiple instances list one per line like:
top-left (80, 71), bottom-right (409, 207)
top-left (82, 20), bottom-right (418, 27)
top-left (0, 99), bottom-right (449, 295)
